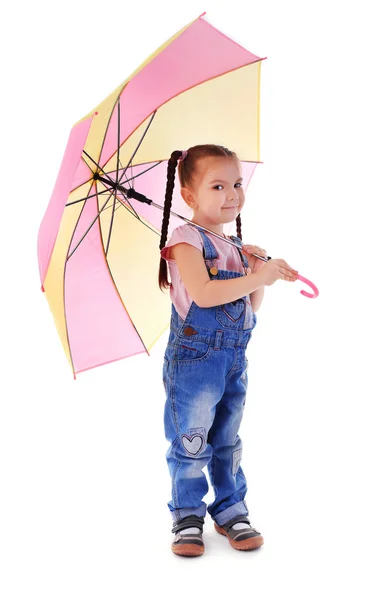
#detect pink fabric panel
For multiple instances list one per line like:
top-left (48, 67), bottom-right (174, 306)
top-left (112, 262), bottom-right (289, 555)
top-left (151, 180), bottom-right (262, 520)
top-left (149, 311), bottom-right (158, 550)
top-left (100, 18), bottom-right (261, 167)
top-left (71, 157), bottom-right (93, 191)
top-left (65, 194), bottom-right (145, 373)
top-left (37, 116), bottom-right (94, 284)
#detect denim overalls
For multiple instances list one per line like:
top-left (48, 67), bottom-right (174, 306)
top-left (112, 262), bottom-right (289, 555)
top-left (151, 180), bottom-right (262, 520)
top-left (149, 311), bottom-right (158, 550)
top-left (162, 228), bottom-right (257, 527)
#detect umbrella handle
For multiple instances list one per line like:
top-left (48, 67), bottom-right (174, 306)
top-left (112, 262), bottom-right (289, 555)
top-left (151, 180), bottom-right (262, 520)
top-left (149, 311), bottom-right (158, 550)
top-left (251, 254), bottom-right (319, 299)
top-left (296, 274), bottom-right (319, 298)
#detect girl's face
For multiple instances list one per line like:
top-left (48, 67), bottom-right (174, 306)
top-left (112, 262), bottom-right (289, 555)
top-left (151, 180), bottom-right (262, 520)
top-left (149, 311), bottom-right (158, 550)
top-left (181, 156), bottom-right (245, 227)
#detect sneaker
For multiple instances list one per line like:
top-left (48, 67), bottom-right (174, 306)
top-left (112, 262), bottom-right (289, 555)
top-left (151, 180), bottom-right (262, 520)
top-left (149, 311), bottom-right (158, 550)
top-left (171, 515), bottom-right (205, 557)
top-left (214, 515), bottom-right (264, 550)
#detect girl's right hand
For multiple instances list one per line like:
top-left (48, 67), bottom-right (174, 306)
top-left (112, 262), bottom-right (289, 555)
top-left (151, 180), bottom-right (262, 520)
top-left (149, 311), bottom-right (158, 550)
top-left (258, 259), bottom-right (299, 286)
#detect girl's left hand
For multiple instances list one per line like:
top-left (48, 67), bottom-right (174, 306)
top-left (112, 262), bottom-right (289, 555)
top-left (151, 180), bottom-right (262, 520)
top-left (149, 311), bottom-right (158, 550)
top-left (241, 244), bottom-right (268, 273)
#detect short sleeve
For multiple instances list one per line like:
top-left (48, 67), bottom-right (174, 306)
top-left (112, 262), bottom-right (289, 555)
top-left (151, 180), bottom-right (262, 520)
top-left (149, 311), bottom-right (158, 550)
top-left (160, 224), bottom-right (203, 261)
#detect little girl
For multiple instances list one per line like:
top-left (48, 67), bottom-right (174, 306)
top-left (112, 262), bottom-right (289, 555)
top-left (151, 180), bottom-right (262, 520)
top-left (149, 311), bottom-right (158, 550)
top-left (159, 144), bottom-right (298, 557)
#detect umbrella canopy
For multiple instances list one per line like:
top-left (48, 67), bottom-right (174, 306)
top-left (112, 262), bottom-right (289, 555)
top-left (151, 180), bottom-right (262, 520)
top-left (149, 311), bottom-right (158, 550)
top-left (37, 12), bottom-right (266, 377)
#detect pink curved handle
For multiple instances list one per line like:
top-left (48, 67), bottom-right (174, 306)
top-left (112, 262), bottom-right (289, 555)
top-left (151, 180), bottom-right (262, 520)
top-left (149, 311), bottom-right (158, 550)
top-left (297, 274), bottom-right (319, 298)
top-left (247, 252), bottom-right (319, 299)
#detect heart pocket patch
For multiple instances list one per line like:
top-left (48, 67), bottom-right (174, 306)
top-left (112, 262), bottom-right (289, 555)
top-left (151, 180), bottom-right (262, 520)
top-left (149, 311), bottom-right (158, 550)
top-left (222, 298), bottom-right (246, 322)
top-left (181, 433), bottom-right (204, 456)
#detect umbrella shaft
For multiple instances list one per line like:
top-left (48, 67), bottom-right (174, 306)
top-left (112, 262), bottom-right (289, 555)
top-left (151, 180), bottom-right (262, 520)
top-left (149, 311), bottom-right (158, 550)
top-left (95, 174), bottom-right (152, 206)
top-left (149, 201), bottom-right (270, 262)
top-left (94, 174), bottom-right (269, 262)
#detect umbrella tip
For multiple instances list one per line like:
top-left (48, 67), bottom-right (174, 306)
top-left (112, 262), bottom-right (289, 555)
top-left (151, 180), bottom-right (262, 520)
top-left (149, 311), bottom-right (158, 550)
top-left (94, 111), bottom-right (98, 116)
top-left (41, 285), bottom-right (45, 292)
top-left (199, 11), bottom-right (206, 17)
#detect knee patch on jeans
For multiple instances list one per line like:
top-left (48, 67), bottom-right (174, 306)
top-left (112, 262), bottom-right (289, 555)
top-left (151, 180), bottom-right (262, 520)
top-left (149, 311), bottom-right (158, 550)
top-left (232, 449), bottom-right (242, 475)
top-left (181, 427), bottom-right (206, 456)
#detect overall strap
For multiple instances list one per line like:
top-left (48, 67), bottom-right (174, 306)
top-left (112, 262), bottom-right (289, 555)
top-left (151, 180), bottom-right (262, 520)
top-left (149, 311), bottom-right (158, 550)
top-left (197, 228), bottom-right (219, 260)
top-left (195, 228), bottom-right (249, 271)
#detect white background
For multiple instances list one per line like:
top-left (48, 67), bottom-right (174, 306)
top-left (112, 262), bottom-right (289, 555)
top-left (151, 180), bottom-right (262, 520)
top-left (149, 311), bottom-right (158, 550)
top-left (1, 0), bottom-right (368, 598)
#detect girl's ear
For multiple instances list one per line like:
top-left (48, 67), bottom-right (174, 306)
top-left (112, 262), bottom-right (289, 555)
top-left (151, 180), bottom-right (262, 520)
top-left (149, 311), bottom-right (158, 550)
top-left (181, 186), bottom-right (197, 209)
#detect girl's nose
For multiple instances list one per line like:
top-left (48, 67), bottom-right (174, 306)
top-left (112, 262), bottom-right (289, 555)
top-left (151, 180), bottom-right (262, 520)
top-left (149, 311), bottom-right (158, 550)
top-left (226, 193), bottom-right (237, 203)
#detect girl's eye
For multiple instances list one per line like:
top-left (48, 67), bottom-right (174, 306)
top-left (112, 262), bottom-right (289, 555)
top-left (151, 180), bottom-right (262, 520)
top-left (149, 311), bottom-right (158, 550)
top-left (213, 183), bottom-right (242, 190)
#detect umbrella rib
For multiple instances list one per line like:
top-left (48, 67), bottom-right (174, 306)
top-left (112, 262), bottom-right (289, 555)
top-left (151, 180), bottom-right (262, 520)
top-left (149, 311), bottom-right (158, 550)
top-left (98, 178), bottom-right (160, 237)
top-left (130, 163), bottom-right (134, 190)
top-left (105, 98), bottom-right (122, 256)
top-left (70, 84), bottom-right (126, 194)
top-left (112, 110), bottom-right (157, 186)
top-left (114, 172), bottom-right (140, 219)
top-left (104, 164), bottom-right (141, 220)
top-left (105, 195), bottom-right (117, 256)
top-left (116, 194), bottom-right (161, 237)
top-left (116, 96), bottom-right (121, 178)
top-left (103, 105), bottom-right (157, 231)
top-left (109, 102), bottom-right (137, 216)
top-left (105, 160), bottom-right (162, 184)
top-left (99, 180), bottom-right (137, 216)
top-left (66, 185), bottom-right (116, 207)
top-left (67, 185), bottom-right (117, 261)
top-left (104, 110), bottom-right (158, 226)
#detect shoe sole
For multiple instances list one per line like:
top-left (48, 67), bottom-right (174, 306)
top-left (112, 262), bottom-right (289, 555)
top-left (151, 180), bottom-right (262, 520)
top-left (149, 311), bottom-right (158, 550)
top-left (171, 543), bottom-right (204, 557)
top-left (214, 523), bottom-right (264, 550)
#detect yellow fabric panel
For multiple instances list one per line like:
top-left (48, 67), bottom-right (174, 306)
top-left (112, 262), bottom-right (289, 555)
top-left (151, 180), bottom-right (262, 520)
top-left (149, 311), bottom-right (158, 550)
top-left (73, 15), bottom-right (200, 128)
top-left (256, 60), bottom-right (261, 162)
top-left (103, 61), bottom-right (261, 171)
top-left (147, 322), bottom-right (172, 352)
top-left (43, 184), bottom-right (90, 371)
top-left (77, 87), bottom-right (127, 178)
top-left (99, 198), bottom-right (171, 347)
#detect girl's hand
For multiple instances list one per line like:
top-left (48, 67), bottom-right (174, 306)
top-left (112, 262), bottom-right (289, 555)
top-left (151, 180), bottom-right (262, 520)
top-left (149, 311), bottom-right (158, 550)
top-left (258, 259), bottom-right (299, 286)
top-left (241, 244), bottom-right (268, 273)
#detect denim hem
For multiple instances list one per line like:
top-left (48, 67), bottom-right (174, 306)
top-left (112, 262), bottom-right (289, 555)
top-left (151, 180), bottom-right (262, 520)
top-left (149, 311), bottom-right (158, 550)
top-left (171, 506), bottom-right (206, 524)
top-left (212, 501), bottom-right (249, 526)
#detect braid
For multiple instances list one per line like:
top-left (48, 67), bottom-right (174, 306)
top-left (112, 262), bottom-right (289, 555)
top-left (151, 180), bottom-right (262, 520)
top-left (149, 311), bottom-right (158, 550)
top-left (236, 213), bottom-right (242, 240)
top-left (158, 150), bottom-right (182, 291)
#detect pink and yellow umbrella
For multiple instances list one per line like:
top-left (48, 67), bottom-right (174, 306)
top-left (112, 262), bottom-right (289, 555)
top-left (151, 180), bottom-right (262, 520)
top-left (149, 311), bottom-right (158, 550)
top-left (37, 12), bottom-right (317, 378)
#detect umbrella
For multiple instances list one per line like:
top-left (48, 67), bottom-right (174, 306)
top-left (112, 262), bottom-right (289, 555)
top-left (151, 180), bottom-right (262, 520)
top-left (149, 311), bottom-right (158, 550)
top-left (37, 12), bottom-right (317, 379)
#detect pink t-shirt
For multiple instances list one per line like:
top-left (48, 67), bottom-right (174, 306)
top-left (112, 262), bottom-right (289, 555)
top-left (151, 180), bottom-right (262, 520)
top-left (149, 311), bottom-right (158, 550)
top-left (160, 223), bottom-right (247, 320)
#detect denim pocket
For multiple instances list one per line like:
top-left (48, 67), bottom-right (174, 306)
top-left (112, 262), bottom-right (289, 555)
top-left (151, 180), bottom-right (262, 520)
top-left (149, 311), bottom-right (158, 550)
top-left (216, 298), bottom-right (246, 328)
top-left (175, 339), bottom-right (212, 364)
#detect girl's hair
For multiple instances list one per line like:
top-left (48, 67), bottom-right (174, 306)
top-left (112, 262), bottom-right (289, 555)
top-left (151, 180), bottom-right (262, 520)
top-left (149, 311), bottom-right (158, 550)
top-left (158, 144), bottom-right (243, 291)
